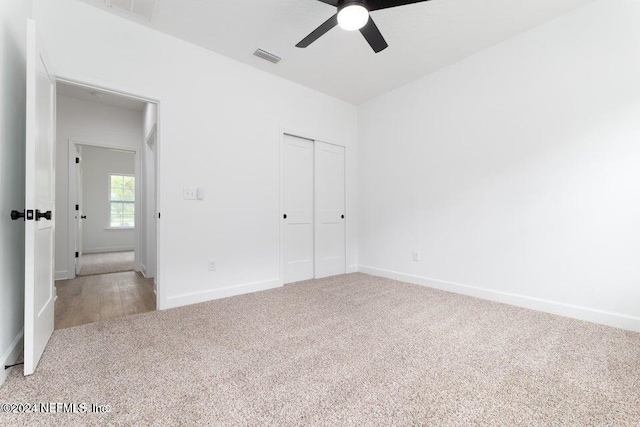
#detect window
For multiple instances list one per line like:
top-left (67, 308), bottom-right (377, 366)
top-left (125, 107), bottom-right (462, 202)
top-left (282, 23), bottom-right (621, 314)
top-left (109, 174), bottom-right (135, 228)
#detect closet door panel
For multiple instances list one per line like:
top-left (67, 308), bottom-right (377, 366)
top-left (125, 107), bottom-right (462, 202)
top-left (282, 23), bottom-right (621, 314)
top-left (315, 141), bottom-right (346, 278)
top-left (283, 134), bottom-right (314, 284)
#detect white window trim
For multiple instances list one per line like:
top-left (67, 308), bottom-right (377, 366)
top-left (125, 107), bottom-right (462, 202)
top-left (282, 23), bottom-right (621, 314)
top-left (109, 173), bottom-right (136, 229)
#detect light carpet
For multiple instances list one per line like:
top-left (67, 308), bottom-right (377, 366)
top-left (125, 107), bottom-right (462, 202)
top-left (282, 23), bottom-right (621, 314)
top-left (78, 251), bottom-right (135, 276)
top-left (1, 273), bottom-right (639, 426)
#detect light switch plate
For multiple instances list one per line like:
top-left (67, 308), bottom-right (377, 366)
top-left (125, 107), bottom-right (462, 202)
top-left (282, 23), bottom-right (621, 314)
top-left (196, 187), bottom-right (205, 200)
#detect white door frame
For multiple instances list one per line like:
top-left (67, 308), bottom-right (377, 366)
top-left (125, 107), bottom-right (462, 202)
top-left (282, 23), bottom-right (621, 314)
top-left (144, 124), bottom-right (158, 282)
top-left (55, 75), bottom-right (165, 310)
top-left (279, 129), bottom-right (348, 285)
top-left (67, 139), bottom-right (141, 275)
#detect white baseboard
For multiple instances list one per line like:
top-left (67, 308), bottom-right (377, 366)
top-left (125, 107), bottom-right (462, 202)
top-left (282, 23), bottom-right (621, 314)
top-left (83, 246), bottom-right (134, 254)
top-left (1, 330), bottom-right (24, 388)
top-left (55, 270), bottom-right (70, 281)
top-left (358, 265), bottom-right (640, 333)
top-left (164, 278), bottom-right (282, 309)
top-left (347, 264), bottom-right (358, 274)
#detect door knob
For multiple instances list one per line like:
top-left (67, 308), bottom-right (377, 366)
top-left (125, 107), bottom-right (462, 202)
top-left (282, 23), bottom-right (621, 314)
top-left (341, 214), bottom-right (345, 219)
top-left (11, 210), bottom-right (24, 221)
top-left (283, 214), bottom-right (287, 219)
top-left (81, 215), bottom-right (87, 219)
top-left (35, 210), bottom-right (52, 221)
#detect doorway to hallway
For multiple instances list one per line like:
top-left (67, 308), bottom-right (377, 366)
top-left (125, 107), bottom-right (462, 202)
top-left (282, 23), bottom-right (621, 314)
top-left (53, 81), bottom-right (160, 331)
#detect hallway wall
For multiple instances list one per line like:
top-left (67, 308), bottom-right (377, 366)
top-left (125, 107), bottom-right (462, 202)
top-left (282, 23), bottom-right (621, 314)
top-left (81, 145), bottom-right (136, 254)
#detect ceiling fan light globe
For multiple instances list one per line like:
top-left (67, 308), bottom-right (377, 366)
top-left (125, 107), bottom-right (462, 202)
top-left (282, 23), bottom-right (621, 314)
top-left (337, 4), bottom-right (369, 31)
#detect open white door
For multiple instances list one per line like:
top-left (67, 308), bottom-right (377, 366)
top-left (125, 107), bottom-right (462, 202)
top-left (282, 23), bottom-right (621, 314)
top-left (24, 19), bottom-right (56, 376)
top-left (74, 145), bottom-right (83, 275)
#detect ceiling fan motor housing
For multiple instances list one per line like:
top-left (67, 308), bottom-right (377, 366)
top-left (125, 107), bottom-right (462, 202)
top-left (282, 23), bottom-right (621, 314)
top-left (337, 0), bottom-right (370, 31)
top-left (338, 0), bottom-right (369, 11)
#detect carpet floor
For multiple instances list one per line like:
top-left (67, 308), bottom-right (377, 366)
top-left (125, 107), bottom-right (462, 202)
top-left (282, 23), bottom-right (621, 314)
top-left (78, 251), bottom-right (135, 276)
top-left (1, 273), bottom-right (639, 426)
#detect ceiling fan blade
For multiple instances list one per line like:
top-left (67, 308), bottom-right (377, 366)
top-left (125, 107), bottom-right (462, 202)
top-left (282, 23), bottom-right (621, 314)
top-left (368, 0), bottom-right (431, 12)
top-left (359, 17), bottom-right (388, 53)
top-left (317, 0), bottom-right (339, 5)
top-left (296, 14), bottom-right (338, 48)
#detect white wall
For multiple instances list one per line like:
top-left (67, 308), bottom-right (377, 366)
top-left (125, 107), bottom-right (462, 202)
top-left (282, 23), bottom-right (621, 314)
top-left (81, 145), bottom-right (135, 253)
top-left (0, 0), bottom-right (32, 387)
top-left (55, 94), bottom-right (143, 278)
top-left (358, 0), bottom-right (640, 331)
top-left (36, 0), bottom-right (358, 309)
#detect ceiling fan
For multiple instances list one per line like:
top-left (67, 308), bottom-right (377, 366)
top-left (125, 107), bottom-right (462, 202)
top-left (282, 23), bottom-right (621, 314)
top-left (296, 0), bottom-right (430, 53)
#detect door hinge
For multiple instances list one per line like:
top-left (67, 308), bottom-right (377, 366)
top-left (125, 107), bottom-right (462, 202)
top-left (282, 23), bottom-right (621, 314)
top-left (75, 252), bottom-right (79, 258)
top-left (75, 157), bottom-right (80, 164)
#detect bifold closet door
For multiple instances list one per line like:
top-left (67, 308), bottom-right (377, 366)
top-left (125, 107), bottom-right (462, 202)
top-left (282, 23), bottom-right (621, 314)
top-left (315, 141), bottom-right (346, 278)
top-left (283, 134), bottom-right (314, 284)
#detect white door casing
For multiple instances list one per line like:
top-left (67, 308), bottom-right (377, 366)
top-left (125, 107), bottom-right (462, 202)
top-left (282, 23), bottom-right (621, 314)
top-left (147, 127), bottom-right (157, 280)
top-left (24, 19), bottom-right (56, 376)
top-left (74, 145), bottom-right (83, 275)
top-left (314, 141), bottom-right (346, 278)
top-left (56, 76), bottom-right (162, 308)
top-left (283, 134), bottom-right (314, 284)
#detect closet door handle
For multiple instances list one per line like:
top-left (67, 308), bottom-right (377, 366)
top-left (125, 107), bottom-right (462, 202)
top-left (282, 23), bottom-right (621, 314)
top-left (283, 214), bottom-right (287, 219)
top-left (341, 215), bottom-right (344, 219)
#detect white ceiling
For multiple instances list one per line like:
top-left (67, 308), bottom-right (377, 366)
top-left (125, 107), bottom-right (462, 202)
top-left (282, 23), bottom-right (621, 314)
top-left (78, 0), bottom-right (594, 105)
top-left (57, 81), bottom-right (147, 111)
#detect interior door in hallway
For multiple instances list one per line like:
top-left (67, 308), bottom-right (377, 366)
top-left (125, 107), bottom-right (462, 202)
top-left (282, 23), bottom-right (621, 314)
top-left (283, 134), bottom-right (314, 284)
top-left (74, 144), bottom-right (84, 275)
top-left (314, 141), bottom-right (346, 278)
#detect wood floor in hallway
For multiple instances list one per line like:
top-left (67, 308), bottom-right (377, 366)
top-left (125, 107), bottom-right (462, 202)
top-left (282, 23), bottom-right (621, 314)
top-left (55, 271), bottom-right (155, 330)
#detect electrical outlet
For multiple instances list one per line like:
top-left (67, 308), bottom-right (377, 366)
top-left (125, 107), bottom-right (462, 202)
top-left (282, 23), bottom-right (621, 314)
top-left (183, 188), bottom-right (196, 200)
top-left (208, 260), bottom-right (216, 271)
top-left (412, 251), bottom-right (420, 262)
